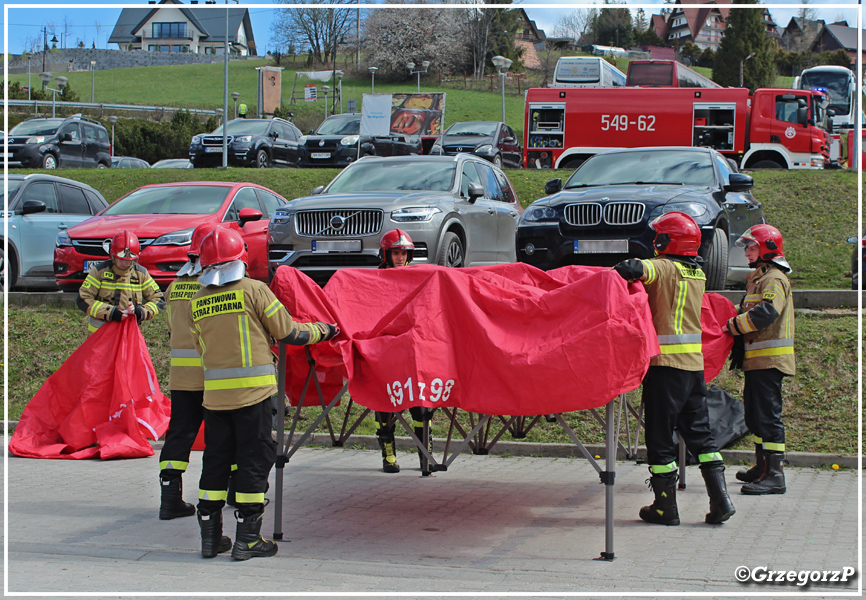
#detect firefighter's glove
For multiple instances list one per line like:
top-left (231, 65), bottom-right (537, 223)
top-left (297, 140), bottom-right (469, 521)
top-left (614, 259), bottom-right (644, 282)
top-left (133, 305), bottom-right (146, 324)
top-left (108, 307), bottom-right (124, 323)
top-left (729, 335), bottom-right (745, 371)
top-left (315, 322), bottom-right (339, 342)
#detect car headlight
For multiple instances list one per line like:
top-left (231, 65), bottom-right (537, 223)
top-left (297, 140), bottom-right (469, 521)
top-left (474, 144), bottom-right (494, 155)
top-left (299, 136), bottom-right (308, 145)
top-left (152, 228), bottom-right (195, 246)
top-left (391, 207), bottom-right (441, 222)
top-left (341, 135), bottom-right (359, 146)
top-left (430, 145), bottom-right (443, 154)
top-left (648, 202), bottom-right (711, 224)
top-left (234, 135), bottom-right (253, 143)
top-left (191, 135), bottom-right (202, 145)
top-left (521, 206), bottom-right (558, 222)
top-left (271, 209), bottom-right (294, 225)
top-left (27, 136), bottom-right (47, 143)
top-left (56, 231), bottom-right (72, 247)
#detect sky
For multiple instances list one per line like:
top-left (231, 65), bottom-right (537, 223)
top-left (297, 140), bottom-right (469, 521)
top-left (0, 1), bottom-right (861, 56)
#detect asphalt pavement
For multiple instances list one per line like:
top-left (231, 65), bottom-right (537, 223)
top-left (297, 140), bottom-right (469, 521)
top-left (3, 439), bottom-right (861, 598)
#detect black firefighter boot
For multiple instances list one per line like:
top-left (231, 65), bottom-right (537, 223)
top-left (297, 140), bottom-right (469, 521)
top-left (376, 426), bottom-right (400, 473)
top-left (741, 451), bottom-right (787, 495)
top-left (231, 506), bottom-right (279, 561)
top-left (159, 475), bottom-right (196, 520)
top-left (197, 508), bottom-right (232, 558)
top-left (639, 471), bottom-right (680, 526)
top-left (700, 462), bottom-right (736, 524)
top-left (736, 444), bottom-right (765, 483)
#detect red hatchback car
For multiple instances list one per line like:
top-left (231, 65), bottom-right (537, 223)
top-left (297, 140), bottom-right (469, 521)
top-left (54, 181), bottom-right (288, 291)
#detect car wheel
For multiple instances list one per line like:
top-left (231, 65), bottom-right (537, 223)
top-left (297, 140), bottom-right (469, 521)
top-left (96, 162), bottom-right (108, 169)
top-left (751, 160), bottom-right (783, 169)
top-left (42, 153), bottom-right (58, 169)
top-left (1, 247), bottom-right (17, 290)
top-left (437, 232), bottom-right (464, 268)
top-left (493, 154), bottom-right (503, 169)
top-left (256, 149), bottom-right (270, 168)
top-left (561, 157), bottom-right (585, 170)
top-left (703, 228), bottom-right (728, 291)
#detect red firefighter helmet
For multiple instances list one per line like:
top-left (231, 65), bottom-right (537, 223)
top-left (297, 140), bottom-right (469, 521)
top-left (379, 228), bottom-right (415, 266)
top-left (110, 230), bottom-right (140, 260)
top-left (188, 223), bottom-right (221, 259)
top-left (736, 224), bottom-right (790, 271)
top-left (649, 211), bottom-right (701, 257)
top-left (199, 227), bottom-right (246, 268)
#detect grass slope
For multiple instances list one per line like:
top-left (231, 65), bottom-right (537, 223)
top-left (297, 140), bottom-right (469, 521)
top-left (5, 307), bottom-right (857, 456)
top-left (19, 166), bottom-right (857, 290)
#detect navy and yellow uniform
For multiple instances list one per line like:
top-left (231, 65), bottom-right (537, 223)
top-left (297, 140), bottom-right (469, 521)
top-left (77, 260), bottom-right (164, 333)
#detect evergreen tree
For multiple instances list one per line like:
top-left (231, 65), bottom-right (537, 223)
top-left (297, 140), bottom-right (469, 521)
top-left (712, 0), bottom-right (774, 90)
top-left (590, 1), bottom-right (635, 48)
top-left (634, 8), bottom-right (647, 32)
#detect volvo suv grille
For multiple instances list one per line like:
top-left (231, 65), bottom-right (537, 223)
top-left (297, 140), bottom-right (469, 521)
top-left (295, 210), bottom-right (383, 237)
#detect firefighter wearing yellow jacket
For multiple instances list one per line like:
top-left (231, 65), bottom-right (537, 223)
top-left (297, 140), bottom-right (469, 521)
top-left (723, 224), bottom-right (794, 496)
top-left (188, 228), bottom-right (338, 560)
top-left (614, 212), bottom-right (735, 526)
top-left (158, 223), bottom-right (221, 524)
top-left (77, 231), bottom-right (164, 333)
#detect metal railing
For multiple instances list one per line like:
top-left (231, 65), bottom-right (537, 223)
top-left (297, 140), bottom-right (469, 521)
top-left (3, 99), bottom-right (218, 117)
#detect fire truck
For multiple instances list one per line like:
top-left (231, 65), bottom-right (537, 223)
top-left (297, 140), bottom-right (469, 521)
top-left (523, 86), bottom-right (831, 170)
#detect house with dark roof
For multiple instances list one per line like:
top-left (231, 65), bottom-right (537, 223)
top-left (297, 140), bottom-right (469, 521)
top-left (108, 0), bottom-right (256, 55)
top-left (781, 16), bottom-right (825, 51)
top-left (809, 21), bottom-right (864, 62)
top-left (663, 0), bottom-right (731, 50)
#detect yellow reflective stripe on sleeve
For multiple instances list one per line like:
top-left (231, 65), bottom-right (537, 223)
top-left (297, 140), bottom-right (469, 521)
top-left (235, 492), bottom-right (266, 504)
top-left (199, 489), bottom-right (228, 501)
top-left (89, 301), bottom-right (104, 317)
top-left (171, 357), bottom-right (203, 367)
top-left (734, 313), bottom-right (757, 333)
top-left (744, 347), bottom-right (795, 358)
top-left (159, 460), bottom-right (189, 471)
top-left (84, 274), bottom-right (101, 287)
top-left (308, 323), bottom-right (322, 344)
top-left (145, 301), bottom-right (159, 315)
top-left (753, 435), bottom-right (763, 444)
top-left (659, 343), bottom-right (702, 354)
top-left (204, 374), bottom-right (277, 391)
top-left (264, 299), bottom-right (283, 318)
top-left (763, 442), bottom-right (785, 452)
top-left (651, 461), bottom-right (677, 474)
top-left (698, 452), bottom-right (722, 463)
top-left (640, 259), bottom-right (656, 284)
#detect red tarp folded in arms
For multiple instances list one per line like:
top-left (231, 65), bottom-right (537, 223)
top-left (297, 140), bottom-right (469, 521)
top-left (10, 318), bottom-right (171, 460)
top-left (270, 263), bottom-right (735, 416)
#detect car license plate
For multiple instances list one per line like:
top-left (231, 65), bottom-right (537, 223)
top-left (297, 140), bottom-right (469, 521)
top-left (312, 240), bottom-right (361, 254)
top-left (204, 147), bottom-right (222, 153)
top-left (310, 152), bottom-right (330, 159)
top-left (83, 260), bottom-right (96, 273)
top-left (574, 239), bottom-right (629, 254)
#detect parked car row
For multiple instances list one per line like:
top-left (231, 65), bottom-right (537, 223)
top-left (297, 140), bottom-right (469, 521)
top-left (6, 145), bottom-right (769, 296)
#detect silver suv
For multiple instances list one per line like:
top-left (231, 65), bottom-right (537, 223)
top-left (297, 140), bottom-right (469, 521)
top-left (267, 154), bottom-right (523, 284)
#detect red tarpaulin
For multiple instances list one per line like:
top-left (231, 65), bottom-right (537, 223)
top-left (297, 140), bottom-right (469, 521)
top-left (10, 318), bottom-right (171, 460)
top-left (270, 264), bottom-right (735, 416)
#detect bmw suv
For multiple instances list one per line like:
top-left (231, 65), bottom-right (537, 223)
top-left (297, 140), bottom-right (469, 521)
top-left (5, 115), bottom-right (112, 169)
top-left (189, 118), bottom-right (302, 168)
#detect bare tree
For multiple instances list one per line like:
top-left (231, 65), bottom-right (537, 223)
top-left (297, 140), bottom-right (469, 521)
top-left (552, 9), bottom-right (593, 45)
top-left (271, 0), bottom-right (355, 65)
top-left (798, 0), bottom-right (819, 23)
top-left (455, 0), bottom-right (500, 80)
top-left (62, 14), bottom-right (73, 49)
top-left (94, 20), bottom-right (103, 49)
top-left (363, 4), bottom-right (466, 78)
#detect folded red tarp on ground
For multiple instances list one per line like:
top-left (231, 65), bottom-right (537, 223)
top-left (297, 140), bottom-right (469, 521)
top-left (10, 318), bottom-right (171, 460)
top-left (270, 263), bottom-right (735, 416)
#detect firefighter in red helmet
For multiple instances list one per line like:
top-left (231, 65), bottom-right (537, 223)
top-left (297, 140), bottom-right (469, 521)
top-left (374, 229), bottom-right (436, 475)
top-left (723, 224), bottom-right (794, 496)
top-left (157, 222), bottom-right (225, 524)
top-left (188, 227), bottom-right (338, 560)
top-left (77, 230), bottom-right (164, 334)
top-left (614, 212), bottom-right (735, 526)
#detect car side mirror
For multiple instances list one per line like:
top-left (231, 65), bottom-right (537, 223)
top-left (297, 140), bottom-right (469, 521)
top-left (827, 109), bottom-right (836, 118)
top-left (238, 207), bottom-right (263, 226)
top-left (311, 186), bottom-right (325, 195)
top-left (502, 136), bottom-right (514, 144)
top-left (797, 106), bottom-right (809, 126)
top-left (544, 178), bottom-right (562, 195)
top-left (724, 173), bottom-right (753, 192)
top-left (22, 200), bottom-right (47, 215)
top-left (61, 132), bottom-right (73, 142)
top-left (467, 182), bottom-right (484, 203)
top-left (270, 131), bottom-right (279, 139)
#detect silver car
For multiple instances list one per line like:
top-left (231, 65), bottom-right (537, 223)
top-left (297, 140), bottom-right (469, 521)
top-left (268, 154), bottom-right (523, 283)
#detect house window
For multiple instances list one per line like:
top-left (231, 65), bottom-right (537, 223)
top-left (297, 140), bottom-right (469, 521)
top-left (152, 22), bottom-right (186, 39)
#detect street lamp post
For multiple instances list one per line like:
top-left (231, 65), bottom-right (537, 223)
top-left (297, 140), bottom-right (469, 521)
top-left (232, 91), bottom-right (240, 119)
top-left (322, 86), bottom-right (331, 119)
top-left (108, 116), bottom-right (117, 156)
top-left (216, 108), bottom-right (224, 127)
top-left (369, 66), bottom-right (377, 93)
top-left (407, 60), bottom-right (430, 93)
top-left (739, 52), bottom-right (756, 88)
top-left (39, 72), bottom-right (67, 117)
top-left (491, 55), bottom-right (512, 124)
top-left (91, 61), bottom-right (96, 102)
top-left (337, 73), bottom-right (344, 114)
